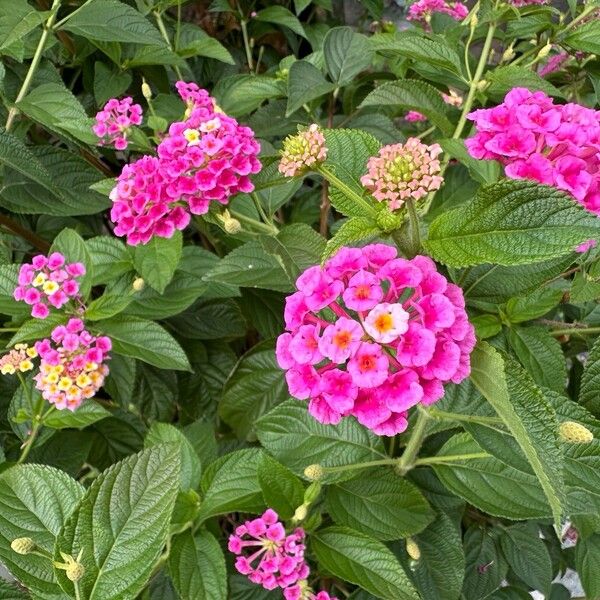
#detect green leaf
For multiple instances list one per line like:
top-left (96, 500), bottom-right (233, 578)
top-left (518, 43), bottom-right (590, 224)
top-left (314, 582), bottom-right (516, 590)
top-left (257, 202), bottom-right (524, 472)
top-left (0, 264), bottom-right (24, 316)
top-left (93, 62), bottom-right (132, 106)
top-left (579, 335), bottom-right (600, 417)
top-left (257, 453), bottom-right (305, 519)
top-left (50, 228), bottom-right (93, 299)
top-left (255, 6), bottom-right (306, 37)
top-left (424, 180), bottom-right (600, 267)
top-left (0, 580), bottom-right (30, 600)
top-left (371, 32), bottom-right (463, 75)
top-left (469, 343), bottom-right (564, 529)
top-left (323, 217), bottom-right (381, 260)
top-left (487, 66), bottom-right (566, 100)
top-left (85, 294), bottom-right (134, 321)
top-left (256, 399), bottom-right (387, 483)
top-left (97, 316), bottom-right (190, 370)
top-left (312, 526), bottom-right (419, 600)
top-left (133, 232), bottom-right (182, 294)
top-left (323, 27), bottom-right (373, 86)
top-left (504, 287), bottom-right (563, 323)
top-left (471, 314), bottom-right (502, 339)
top-left (203, 241), bottom-right (292, 292)
top-left (60, 0), bottom-right (166, 45)
top-left (462, 526), bottom-right (506, 599)
top-left (219, 341), bottom-right (288, 440)
top-left (507, 326), bottom-right (566, 392)
top-left (433, 433), bottom-right (553, 520)
top-left (286, 60), bottom-right (335, 116)
top-left (574, 532), bottom-right (600, 599)
top-left (499, 523), bottom-right (552, 595)
top-left (86, 236), bottom-right (132, 285)
top-left (145, 423), bottom-right (202, 491)
top-left (213, 75), bottom-right (285, 117)
top-left (564, 20), bottom-right (600, 54)
top-left (439, 138), bottom-right (501, 184)
top-left (326, 469), bottom-right (434, 541)
top-left (197, 449), bottom-right (265, 523)
top-left (8, 313), bottom-right (67, 346)
top-left (44, 401), bottom-right (110, 430)
top-left (176, 23), bottom-right (234, 63)
top-left (360, 80), bottom-right (453, 136)
top-left (0, 465), bottom-right (84, 597)
top-left (55, 444), bottom-right (181, 600)
top-left (410, 513), bottom-right (465, 600)
top-left (168, 529), bottom-right (227, 600)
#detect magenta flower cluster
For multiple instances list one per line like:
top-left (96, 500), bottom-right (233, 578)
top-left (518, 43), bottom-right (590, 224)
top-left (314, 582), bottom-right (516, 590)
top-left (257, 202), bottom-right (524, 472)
top-left (13, 253), bottom-right (85, 319)
top-left (34, 318), bottom-right (111, 411)
top-left (466, 88), bottom-right (600, 214)
top-left (228, 509), bottom-right (336, 600)
top-left (509, 0), bottom-right (547, 6)
top-left (407, 0), bottom-right (468, 24)
top-left (110, 82), bottom-right (261, 245)
top-left (276, 244), bottom-right (475, 436)
top-left (93, 97), bottom-right (143, 151)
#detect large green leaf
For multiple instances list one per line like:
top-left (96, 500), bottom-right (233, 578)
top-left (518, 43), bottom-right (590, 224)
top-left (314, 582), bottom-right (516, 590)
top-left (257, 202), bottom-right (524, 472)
top-left (0, 465), bottom-right (84, 597)
top-left (197, 449), bottom-right (265, 522)
top-left (323, 27), bottom-right (373, 86)
top-left (360, 80), bottom-right (453, 136)
top-left (255, 6), bottom-right (306, 37)
top-left (97, 316), bottom-right (190, 370)
top-left (50, 228), bottom-right (93, 299)
top-left (257, 453), bottom-right (304, 520)
top-left (55, 444), bottom-right (181, 599)
top-left (323, 217), bottom-right (381, 260)
top-left (59, 0), bottom-right (165, 45)
top-left (286, 60), bottom-right (335, 116)
top-left (574, 532), bottom-right (600, 599)
top-left (469, 343), bottom-right (564, 528)
top-left (487, 65), bottom-right (565, 100)
top-left (168, 529), bottom-right (227, 600)
top-left (43, 401), bottom-right (110, 430)
top-left (424, 180), bottom-right (600, 267)
top-left (312, 526), bottom-right (419, 600)
top-left (564, 20), bottom-right (600, 54)
top-left (213, 75), bottom-right (285, 117)
top-left (219, 341), bottom-right (288, 440)
top-left (462, 526), bottom-right (506, 599)
top-left (132, 232), bottom-right (182, 294)
top-left (579, 335), bottom-right (600, 417)
top-left (326, 469), bottom-right (434, 541)
top-left (256, 399), bottom-right (387, 483)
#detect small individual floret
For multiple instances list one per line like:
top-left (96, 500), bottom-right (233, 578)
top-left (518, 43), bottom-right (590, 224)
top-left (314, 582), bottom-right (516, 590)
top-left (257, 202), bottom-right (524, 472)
top-left (228, 509), bottom-right (308, 592)
top-left (93, 97), bottom-right (142, 150)
top-left (279, 124), bottom-right (328, 177)
top-left (405, 111), bottom-right (427, 122)
top-left (34, 318), bottom-right (111, 411)
top-left (284, 580), bottom-right (339, 600)
top-left (407, 0), bottom-right (468, 24)
top-left (0, 344), bottom-right (37, 375)
top-left (276, 244), bottom-right (475, 436)
top-left (360, 139), bottom-right (444, 210)
top-left (13, 253), bottom-right (86, 319)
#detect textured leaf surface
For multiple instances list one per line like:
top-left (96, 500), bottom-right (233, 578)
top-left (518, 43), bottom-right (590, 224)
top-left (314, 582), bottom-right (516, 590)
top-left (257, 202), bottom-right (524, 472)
top-left (323, 27), bottom-right (373, 85)
top-left (579, 335), bottom-right (600, 417)
top-left (257, 453), bottom-right (304, 520)
top-left (312, 526), bottom-right (419, 600)
top-left (286, 60), bottom-right (335, 116)
top-left (462, 526), bottom-right (506, 599)
top-left (574, 532), bottom-right (600, 598)
top-left (256, 400), bottom-right (386, 483)
top-left (425, 180), bottom-right (600, 267)
top-left (55, 444), bottom-right (180, 600)
top-left (133, 232), bottom-right (182, 294)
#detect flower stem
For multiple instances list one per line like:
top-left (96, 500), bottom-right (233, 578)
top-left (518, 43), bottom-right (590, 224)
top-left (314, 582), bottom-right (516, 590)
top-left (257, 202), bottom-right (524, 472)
top-left (154, 11), bottom-right (184, 80)
top-left (315, 458), bottom-right (400, 475)
top-left (316, 165), bottom-right (377, 218)
top-left (5, 0), bottom-right (61, 131)
top-left (550, 326), bottom-right (600, 337)
top-left (426, 407), bottom-right (503, 425)
top-left (251, 192), bottom-right (275, 229)
top-left (414, 452), bottom-right (490, 466)
top-left (229, 210), bottom-right (278, 235)
top-left (405, 199), bottom-right (421, 258)
top-left (238, 8), bottom-right (254, 72)
top-left (397, 411), bottom-right (429, 475)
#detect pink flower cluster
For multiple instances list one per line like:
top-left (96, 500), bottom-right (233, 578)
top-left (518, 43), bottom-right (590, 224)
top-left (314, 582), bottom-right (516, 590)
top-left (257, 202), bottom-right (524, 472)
top-left (405, 111), bottom-right (428, 123)
top-left (93, 97), bottom-right (142, 151)
top-left (361, 139), bottom-right (444, 210)
top-left (279, 124), bottom-right (328, 177)
top-left (538, 52), bottom-right (570, 78)
top-left (34, 319), bottom-right (111, 411)
top-left (276, 244), bottom-right (475, 436)
top-left (13, 253), bottom-right (85, 319)
top-left (407, 0), bottom-right (468, 24)
top-left (509, 0), bottom-right (547, 6)
top-left (110, 82), bottom-right (261, 245)
top-left (466, 88), bottom-right (600, 214)
top-left (228, 509), bottom-right (337, 600)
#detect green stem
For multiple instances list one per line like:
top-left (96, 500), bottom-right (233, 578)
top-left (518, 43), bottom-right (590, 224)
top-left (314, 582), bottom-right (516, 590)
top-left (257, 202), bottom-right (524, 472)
top-left (315, 458), bottom-right (399, 475)
top-left (239, 18), bottom-right (254, 71)
top-left (452, 20), bottom-right (496, 140)
top-left (561, 4), bottom-right (597, 34)
top-left (426, 407), bottom-right (503, 425)
top-left (154, 11), bottom-right (183, 80)
top-left (74, 581), bottom-right (81, 600)
top-left (414, 452), bottom-right (490, 466)
top-left (229, 210), bottom-right (278, 234)
top-left (397, 411), bottom-right (429, 475)
top-left (251, 192), bottom-right (274, 228)
top-left (550, 326), bottom-right (600, 337)
top-left (16, 419), bottom-right (41, 465)
top-left (53, 0), bottom-right (92, 29)
top-left (5, 0), bottom-right (61, 131)
top-left (405, 199), bottom-right (421, 258)
top-left (417, 125), bottom-right (436, 140)
top-left (316, 165), bottom-right (376, 218)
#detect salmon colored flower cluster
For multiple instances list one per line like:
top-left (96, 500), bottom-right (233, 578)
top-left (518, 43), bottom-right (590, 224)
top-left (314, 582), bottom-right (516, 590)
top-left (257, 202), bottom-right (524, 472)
top-left (276, 244), bottom-right (475, 436)
top-left (279, 124), bottom-right (328, 177)
top-left (466, 88), bottom-right (600, 214)
top-left (34, 319), bottom-right (111, 411)
top-left (228, 509), bottom-right (308, 592)
top-left (93, 97), bottom-right (143, 151)
top-left (0, 344), bottom-right (37, 375)
top-left (110, 82), bottom-right (261, 245)
top-left (13, 253), bottom-right (85, 319)
top-left (407, 0), bottom-right (468, 24)
top-left (360, 139), bottom-right (444, 210)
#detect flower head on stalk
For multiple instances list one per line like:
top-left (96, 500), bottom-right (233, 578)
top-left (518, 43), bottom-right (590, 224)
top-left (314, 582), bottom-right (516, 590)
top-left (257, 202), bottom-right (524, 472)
top-left (93, 97), bottom-right (143, 151)
top-left (407, 0), bottom-right (468, 25)
top-left (360, 139), bottom-right (444, 210)
top-left (279, 124), bottom-right (328, 177)
top-left (0, 344), bottom-right (37, 375)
